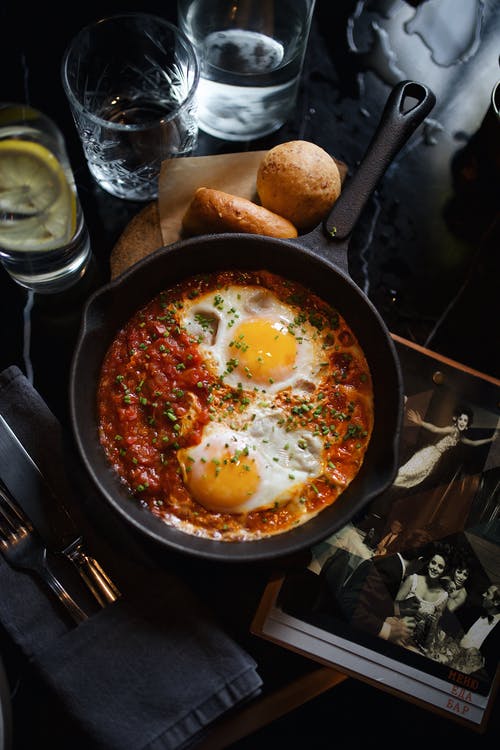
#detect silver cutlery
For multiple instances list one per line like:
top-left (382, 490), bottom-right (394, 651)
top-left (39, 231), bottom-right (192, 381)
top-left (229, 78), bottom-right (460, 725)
top-left (0, 413), bottom-right (121, 607)
top-left (0, 482), bottom-right (88, 625)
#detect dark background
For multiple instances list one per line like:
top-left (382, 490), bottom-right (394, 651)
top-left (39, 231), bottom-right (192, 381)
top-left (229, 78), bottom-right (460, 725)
top-left (1, 1), bottom-right (499, 747)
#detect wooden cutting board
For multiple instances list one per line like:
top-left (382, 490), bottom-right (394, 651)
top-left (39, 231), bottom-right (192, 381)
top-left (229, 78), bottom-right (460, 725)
top-left (110, 201), bottom-right (162, 279)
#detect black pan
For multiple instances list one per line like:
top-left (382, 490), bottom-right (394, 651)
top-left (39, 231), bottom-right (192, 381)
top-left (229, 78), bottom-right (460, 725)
top-left (70, 80), bottom-right (435, 562)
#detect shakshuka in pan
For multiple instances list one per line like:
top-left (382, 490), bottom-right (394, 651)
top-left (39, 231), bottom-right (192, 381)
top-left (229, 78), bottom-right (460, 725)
top-left (97, 269), bottom-right (374, 541)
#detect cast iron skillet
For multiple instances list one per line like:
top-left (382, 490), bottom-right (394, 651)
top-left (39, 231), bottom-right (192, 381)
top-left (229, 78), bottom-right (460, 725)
top-left (70, 80), bottom-right (436, 562)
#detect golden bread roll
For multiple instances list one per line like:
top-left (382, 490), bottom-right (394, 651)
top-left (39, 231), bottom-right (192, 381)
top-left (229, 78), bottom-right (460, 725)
top-left (256, 140), bottom-right (341, 230)
top-left (181, 187), bottom-right (298, 239)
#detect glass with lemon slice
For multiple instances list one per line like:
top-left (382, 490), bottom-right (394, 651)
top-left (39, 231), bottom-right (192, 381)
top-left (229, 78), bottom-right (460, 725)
top-left (0, 104), bottom-right (91, 293)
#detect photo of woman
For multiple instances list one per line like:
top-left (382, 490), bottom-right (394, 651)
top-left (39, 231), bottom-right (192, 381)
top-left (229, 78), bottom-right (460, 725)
top-left (393, 406), bottom-right (496, 490)
top-left (442, 552), bottom-right (472, 621)
top-left (395, 543), bottom-right (451, 651)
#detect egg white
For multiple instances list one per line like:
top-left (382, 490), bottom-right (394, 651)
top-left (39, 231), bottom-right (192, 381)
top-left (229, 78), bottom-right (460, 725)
top-left (177, 411), bottom-right (322, 514)
top-left (179, 286), bottom-right (324, 395)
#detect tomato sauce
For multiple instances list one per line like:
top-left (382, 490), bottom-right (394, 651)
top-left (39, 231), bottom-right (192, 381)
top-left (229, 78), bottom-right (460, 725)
top-left (97, 270), bottom-right (374, 541)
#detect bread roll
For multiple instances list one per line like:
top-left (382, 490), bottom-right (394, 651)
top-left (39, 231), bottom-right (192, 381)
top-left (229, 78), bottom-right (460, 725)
top-left (256, 141), bottom-right (341, 230)
top-left (181, 187), bottom-right (298, 239)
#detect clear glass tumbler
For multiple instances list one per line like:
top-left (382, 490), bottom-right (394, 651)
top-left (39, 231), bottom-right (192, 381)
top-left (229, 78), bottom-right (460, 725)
top-left (61, 13), bottom-right (200, 202)
top-left (0, 104), bottom-right (91, 294)
top-left (177, 0), bottom-right (316, 141)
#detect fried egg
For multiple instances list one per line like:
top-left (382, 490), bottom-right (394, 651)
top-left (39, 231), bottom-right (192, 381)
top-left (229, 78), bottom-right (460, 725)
top-left (179, 286), bottom-right (323, 395)
top-left (177, 411), bottom-right (322, 514)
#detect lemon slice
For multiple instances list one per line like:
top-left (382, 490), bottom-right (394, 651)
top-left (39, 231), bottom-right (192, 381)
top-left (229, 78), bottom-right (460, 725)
top-left (0, 139), bottom-right (76, 251)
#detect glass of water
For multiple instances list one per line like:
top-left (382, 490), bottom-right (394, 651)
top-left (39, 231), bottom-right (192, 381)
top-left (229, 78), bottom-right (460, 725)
top-left (61, 13), bottom-right (200, 202)
top-left (177, 0), bottom-right (316, 141)
top-left (0, 103), bottom-right (91, 294)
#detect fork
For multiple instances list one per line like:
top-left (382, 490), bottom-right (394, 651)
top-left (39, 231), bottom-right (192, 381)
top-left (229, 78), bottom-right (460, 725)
top-left (0, 482), bottom-right (88, 624)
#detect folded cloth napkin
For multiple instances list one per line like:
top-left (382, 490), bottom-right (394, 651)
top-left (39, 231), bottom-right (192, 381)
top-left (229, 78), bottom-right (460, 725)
top-left (0, 365), bottom-right (262, 750)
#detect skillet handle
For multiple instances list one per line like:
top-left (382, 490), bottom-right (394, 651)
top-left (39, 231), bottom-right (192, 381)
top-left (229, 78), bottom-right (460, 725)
top-left (324, 80), bottom-right (436, 240)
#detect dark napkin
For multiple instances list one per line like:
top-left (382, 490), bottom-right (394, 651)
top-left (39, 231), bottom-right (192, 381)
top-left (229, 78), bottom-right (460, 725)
top-left (0, 365), bottom-right (262, 750)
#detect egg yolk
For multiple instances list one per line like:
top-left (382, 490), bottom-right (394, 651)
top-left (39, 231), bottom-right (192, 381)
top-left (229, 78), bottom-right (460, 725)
top-left (178, 447), bottom-right (261, 512)
top-left (230, 318), bottom-right (297, 384)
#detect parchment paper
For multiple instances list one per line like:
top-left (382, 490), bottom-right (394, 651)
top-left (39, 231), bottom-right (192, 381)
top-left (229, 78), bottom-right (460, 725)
top-left (158, 151), bottom-right (267, 246)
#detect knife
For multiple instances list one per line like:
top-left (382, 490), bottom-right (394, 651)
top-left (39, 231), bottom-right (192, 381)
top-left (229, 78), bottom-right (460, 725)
top-left (0, 413), bottom-right (120, 607)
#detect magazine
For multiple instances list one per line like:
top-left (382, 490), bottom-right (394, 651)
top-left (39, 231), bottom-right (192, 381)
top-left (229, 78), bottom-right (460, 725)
top-left (252, 336), bottom-right (500, 731)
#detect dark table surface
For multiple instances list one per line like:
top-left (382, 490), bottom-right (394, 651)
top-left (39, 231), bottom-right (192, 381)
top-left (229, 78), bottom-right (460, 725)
top-left (1, 1), bottom-right (499, 748)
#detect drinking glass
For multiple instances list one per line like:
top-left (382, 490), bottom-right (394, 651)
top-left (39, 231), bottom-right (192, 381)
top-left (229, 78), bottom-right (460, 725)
top-left (177, 0), bottom-right (316, 141)
top-left (61, 13), bottom-right (200, 202)
top-left (0, 104), bottom-right (91, 294)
